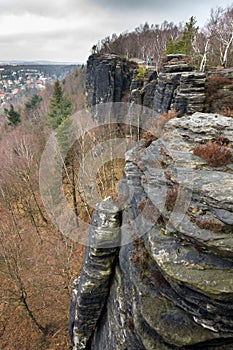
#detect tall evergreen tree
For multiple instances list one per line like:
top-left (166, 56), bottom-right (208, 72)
top-left (166, 17), bottom-right (198, 55)
top-left (4, 104), bottom-right (21, 126)
top-left (25, 94), bottom-right (43, 121)
top-left (48, 80), bottom-right (72, 129)
top-left (25, 94), bottom-right (42, 110)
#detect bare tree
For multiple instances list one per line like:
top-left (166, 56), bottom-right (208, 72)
top-left (207, 6), bottom-right (233, 67)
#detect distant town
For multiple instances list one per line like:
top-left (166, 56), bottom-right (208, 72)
top-left (0, 63), bottom-right (79, 107)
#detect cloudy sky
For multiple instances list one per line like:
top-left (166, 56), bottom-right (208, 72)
top-left (0, 0), bottom-right (232, 63)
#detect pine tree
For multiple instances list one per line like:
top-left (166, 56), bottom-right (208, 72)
top-left (56, 116), bottom-right (73, 156)
top-left (25, 94), bottom-right (42, 110)
top-left (48, 80), bottom-right (72, 129)
top-left (56, 116), bottom-right (79, 226)
top-left (4, 104), bottom-right (21, 126)
top-left (25, 94), bottom-right (43, 121)
top-left (166, 17), bottom-right (198, 55)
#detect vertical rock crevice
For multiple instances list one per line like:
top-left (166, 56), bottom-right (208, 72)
top-left (86, 54), bottom-right (134, 108)
top-left (69, 198), bottom-right (121, 350)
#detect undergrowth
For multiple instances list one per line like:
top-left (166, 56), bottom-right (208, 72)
top-left (193, 138), bottom-right (233, 167)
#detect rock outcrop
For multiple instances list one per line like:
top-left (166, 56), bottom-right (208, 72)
top-left (70, 54), bottom-right (233, 349)
top-left (130, 67), bottom-right (158, 109)
top-left (154, 56), bottom-right (206, 115)
top-left (69, 199), bottom-right (121, 349)
top-left (70, 112), bottom-right (233, 349)
top-left (86, 54), bottom-right (134, 107)
top-left (86, 54), bottom-right (207, 116)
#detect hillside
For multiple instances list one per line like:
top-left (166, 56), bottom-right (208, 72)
top-left (0, 66), bottom-right (86, 350)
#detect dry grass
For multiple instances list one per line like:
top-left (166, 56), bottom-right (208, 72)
top-left (190, 215), bottom-right (223, 234)
top-left (193, 140), bottom-right (233, 167)
top-left (223, 106), bottom-right (233, 118)
top-left (195, 219), bottom-right (223, 234)
top-left (165, 184), bottom-right (179, 212)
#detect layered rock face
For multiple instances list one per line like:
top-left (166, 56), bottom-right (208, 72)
top-left (70, 113), bottom-right (233, 349)
top-left (86, 54), bottom-right (134, 107)
top-left (86, 54), bottom-right (206, 116)
top-left (69, 199), bottom-right (121, 349)
top-left (70, 54), bottom-right (233, 349)
top-left (129, 67), bottom-right (158, 109)
top-left (154, 56), bottom-right (206, 115)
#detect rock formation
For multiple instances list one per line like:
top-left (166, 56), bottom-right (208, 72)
top-left (70, 111), bottom-right (233, 349)
top-left (70, 54), bottom-right (233, 349)
top-left (86, 54), bottom-right (134, 107)
top-left (154, 55), bottom-right (206, 115)
top-left (86, 54), bottom-right (207, 116)
top-left (69, 199), bottom-right (121, 349)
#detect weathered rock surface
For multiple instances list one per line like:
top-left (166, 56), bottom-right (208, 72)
top-left (70, 112), bottom-right (233, 349)
top-left (69, 198), bottom-right (121, 349)
top-left (154, 60), bottom-right (206, 115)
top-left (86, 54), bottom-right (134, 107)
top-left (86, 54), bottom-right (207, 117)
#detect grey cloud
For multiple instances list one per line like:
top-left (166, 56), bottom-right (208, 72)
top-left (0, 27), bottom-right (94, 61)
top-left (0, 28), bottom-right (81, 44)
top-left (0, 0), bottom-right (231, 62)
top-left (0, 0), bottom-right (82, 18)
top-left (87, 0), bottom-right (183, 11)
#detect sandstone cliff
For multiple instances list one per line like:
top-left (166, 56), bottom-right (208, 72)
top-left (86, 54), bottom-right (135, 107)
top-left (86, 54), bottom-right (207, 116)
top-left (70, 55), bottom-right (233, 349)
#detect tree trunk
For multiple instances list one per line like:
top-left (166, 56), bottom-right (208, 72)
top-left (71, 157), bottom-right (79, 227)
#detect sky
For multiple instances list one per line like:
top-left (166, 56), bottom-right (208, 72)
top-left (0, 0), bottom-right (232, 63)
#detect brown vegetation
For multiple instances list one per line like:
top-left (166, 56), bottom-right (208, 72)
top-left (138, 197), bottom-right (159, 223)
top-left (130, 235), bottom-right (149, 269)
top-left (165, 184), bottom-right (179, 212)
top-left (193, 140), bottom-right (233, 167)
top-left (205, 74), bottom-right (233, 113)
top-left (195, 219), bottom-right (223, 233)
top-left (223, 106), bottom-right (233, 117)
top-left (0, 120), bottom-right (85, 349)
top-left (0, 67), bottom-right (87, 349)
top-left (190, 215), bottom-right (223, 234)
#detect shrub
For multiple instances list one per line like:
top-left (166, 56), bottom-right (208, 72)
top-left (138, 197), bottom-right (159, 222)
top-left (165, 184), bottom-right (179, 211)
top-left (135, 65), bottom-right (147, 81)
top-left (206, 74), bottom-right (233, 113)
top-left (193, 140), bottom-right (233, 167)
top-left (141, 109), bottom-right (178, 145)
top-left (130, 234), bottom-right (149, 268)
top-left (223, 106), bottom-right (233, 118)
top-left (195, 219), bottom-right (223, 233)
top-left (140, 131), bottom-right (157, 147)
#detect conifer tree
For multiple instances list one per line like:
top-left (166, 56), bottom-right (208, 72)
top-left (48, 80), bottom-right (72, 129)
top-left (25, 94), bottom-right (42, 110)
top-left (166, 17), bottom-right (198, 55)
top-left (56, 115), bottom-right (73, 155)
top-left (4, 104), bottom-right (21, 126)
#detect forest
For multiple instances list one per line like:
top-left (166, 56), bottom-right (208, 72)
top-left (0, 68), bottom-right (86, 349)
top-left (93, 5), bottom-right (233, 72)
